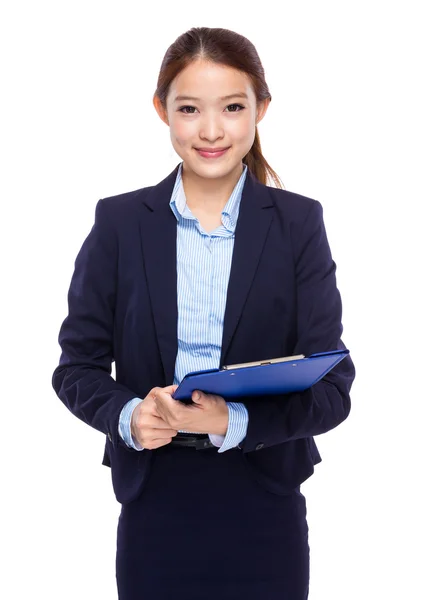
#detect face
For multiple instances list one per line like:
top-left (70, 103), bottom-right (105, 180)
top-left (154, 59), bottom-right (269, 181)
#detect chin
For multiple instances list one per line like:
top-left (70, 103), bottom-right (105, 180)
top-left (194, 162), bottom-right (239, 178)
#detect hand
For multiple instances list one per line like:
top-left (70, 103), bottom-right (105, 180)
top-left (130, 385), bottom-right (179, 450)
top-left (154, 388), bottom-right (229, 436)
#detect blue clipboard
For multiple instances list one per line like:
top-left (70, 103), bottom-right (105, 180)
top-left (172, 349), bottom-right (349, 403)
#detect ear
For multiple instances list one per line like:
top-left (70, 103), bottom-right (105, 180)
top-left (256, 97), bottom-right (271, 125)
top-left (153, 95), bottom-right (169, 126)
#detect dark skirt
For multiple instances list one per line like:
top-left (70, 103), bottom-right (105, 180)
top-left (115, 443), bottom-right (310, 600)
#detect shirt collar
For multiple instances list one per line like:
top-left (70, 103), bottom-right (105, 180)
top-left (169, 162), bottom-right (248, 233)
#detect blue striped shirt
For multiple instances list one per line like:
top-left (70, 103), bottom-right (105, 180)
top-left (118, 162), bottom-right (249, 453)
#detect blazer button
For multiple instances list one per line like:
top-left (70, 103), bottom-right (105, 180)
top-left (255, 442), bottom-right (264, 451)
top-left (107, 432), bottom-right (112, 442)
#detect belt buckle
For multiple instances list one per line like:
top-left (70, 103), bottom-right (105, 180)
top-left (195, 437), bottom-right (214, 450)
top-left (171, 434), bottom-right (214, 450)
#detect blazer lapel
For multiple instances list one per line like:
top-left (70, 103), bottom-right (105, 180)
top-left (137, 165), bottom-right (180, 385)
top-left (219, 171), bottom-right (274, 365)
top-left (137, 162), bottom-right (274, 383)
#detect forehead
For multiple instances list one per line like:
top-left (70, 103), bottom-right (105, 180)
top-left (168, 60), bottom-right (254, 103)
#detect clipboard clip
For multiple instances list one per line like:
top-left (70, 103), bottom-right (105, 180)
top-left (223, 354), bottom-right (305, 370)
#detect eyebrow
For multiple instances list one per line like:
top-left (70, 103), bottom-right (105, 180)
top-left (173, 92), bottom-right (249, 103)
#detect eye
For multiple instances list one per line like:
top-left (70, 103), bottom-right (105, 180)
top-left (179, 106), bottom-right (197, 114)
top-left (226, 104), bottom-right (245, 112)
top-left (178, 103), bottom-right (245, 114)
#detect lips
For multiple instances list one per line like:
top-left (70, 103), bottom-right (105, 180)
top-left (195, 147), bottom-right (230, 159)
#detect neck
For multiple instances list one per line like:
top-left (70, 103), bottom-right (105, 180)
top-left (181, 162), bottom-right (243, 213)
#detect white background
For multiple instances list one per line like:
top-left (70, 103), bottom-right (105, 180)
top-left (1, 1), bottom-right (421, 598)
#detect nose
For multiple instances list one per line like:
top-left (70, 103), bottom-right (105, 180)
top-left (199, 113), bottom-right (224, 142)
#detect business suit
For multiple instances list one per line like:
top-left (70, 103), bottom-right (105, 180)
top-left (52, 161), bottom-right (355, 598)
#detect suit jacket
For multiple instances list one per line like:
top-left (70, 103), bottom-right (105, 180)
top-left (52, 162), bottom-right (355, 504)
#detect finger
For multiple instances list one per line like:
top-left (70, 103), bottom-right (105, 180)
top-left (162, 384), bottom-right (178, 395)
top-left (143, 429), bottom-right (178, 443)
top-left (145, 387), bottom-right (161, 405)
top-left (142, 438), bottom-right (174, 450)
top-left (150, 416), bottom-right (177, 430)
top-left (155, 387), bottom-right (176, 402)
top-left (153, 390), bottom-right (175, 415)
top-left (150, 430), bottom-right (178, 439)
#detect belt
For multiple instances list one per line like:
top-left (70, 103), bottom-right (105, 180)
top-left (169, 433), bottom-right (215, 450)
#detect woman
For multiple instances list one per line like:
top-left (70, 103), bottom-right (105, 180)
top-left (52, 26), bottom-right (355, 600)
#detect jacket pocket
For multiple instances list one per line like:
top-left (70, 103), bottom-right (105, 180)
top-left (241, 439), bottom-right (316, 496)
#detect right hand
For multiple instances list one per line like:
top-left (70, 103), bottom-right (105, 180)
top-left (130, 385), bottom-right (179, 450)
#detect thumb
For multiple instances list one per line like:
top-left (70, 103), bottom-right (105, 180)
top-left (192, 390), bottom-right (204, 403)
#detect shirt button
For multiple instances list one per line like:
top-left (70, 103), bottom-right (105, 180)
top-left (255, 442), bottom-right (264, 451)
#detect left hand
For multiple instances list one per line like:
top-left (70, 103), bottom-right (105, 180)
top-left (154, 386), bottom-right (229, 436)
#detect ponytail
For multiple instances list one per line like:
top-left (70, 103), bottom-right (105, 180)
top-left (243, 128), bottom-right (284, 189)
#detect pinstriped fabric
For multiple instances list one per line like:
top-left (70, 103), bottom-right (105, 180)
top-left (119, 162), bottom-right (249, 452)
top-left (171, 162), bottom-right (244, 390)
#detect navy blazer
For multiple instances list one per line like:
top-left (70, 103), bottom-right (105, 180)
top-left (52, 163), bottom-right (355, 504)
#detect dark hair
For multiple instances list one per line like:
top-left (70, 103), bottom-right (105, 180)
top-left (154, 27), bottom-right (284, 189)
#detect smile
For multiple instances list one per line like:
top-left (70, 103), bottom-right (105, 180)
top-left (195, 148), bottom-right (230, 159)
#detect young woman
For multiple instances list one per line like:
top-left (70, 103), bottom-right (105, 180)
top-left (52, 26), bottom-right (355, 600)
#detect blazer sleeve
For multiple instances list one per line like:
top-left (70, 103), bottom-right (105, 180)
top-left (51, 199), bottom-right (139, 452)
top-left (239, 199), bottom-right (356, 453)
